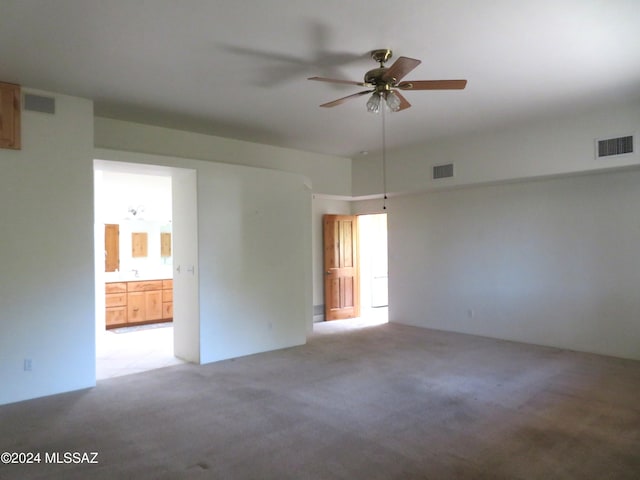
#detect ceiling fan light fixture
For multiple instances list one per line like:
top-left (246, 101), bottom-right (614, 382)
top-left (366, 92), bottom-right (381, 114)
top-left (385, 90), bottom-right (401, 112)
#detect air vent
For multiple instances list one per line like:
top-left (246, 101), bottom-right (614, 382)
top-left (23, 93), bottom-right (55, 114)
top-left (596, 135), bottom-right (634, 158)
top-left (433, 163), bottom-right (454, 179)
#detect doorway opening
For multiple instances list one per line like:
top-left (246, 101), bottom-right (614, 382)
top-left (358, 213), bottom-right (388, 324)
top-left (317, 213), bottom-right (387, 333)
top-left (94, 160), bottom-right (183, 379)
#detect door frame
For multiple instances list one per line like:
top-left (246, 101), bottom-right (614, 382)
top-left (321, 212), bottom-right (388, 322)
top-left (93, 159), bottom-right (200, 370)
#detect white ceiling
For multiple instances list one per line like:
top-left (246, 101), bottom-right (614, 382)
top-left (2, 0), bottom-right (639, 158)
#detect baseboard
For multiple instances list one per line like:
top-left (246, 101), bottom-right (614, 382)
top-left (313, 304), bottom-right (324, 323)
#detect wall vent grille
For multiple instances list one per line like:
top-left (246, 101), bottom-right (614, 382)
top-left (23, 93), bottom-right (55, 114)
top-left (596, 135), bottom-right (634, 158)
top-left (433, 163), bottom-right (454, 179)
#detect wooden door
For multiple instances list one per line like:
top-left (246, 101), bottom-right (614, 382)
top-left (323, 215), bottom-right (360, 320)
top-left (104, 224), bottom-right (119, 272)
top-left (0, 82), bottom-right (20, 150)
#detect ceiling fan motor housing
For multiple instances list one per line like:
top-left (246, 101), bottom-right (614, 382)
top-left (364, 68), bottom-right (393, 88)
top-left (366, 49), bottom-right (396, 91)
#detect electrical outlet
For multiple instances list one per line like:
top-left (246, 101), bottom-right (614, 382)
top-left (24, 358), bottom-right (32, 371)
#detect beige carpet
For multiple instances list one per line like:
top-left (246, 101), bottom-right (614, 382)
top-left (1, 322), bottom-right (639, 479)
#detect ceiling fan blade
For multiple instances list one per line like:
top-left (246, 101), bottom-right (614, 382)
top-left (308, 76), bottom-right (369, 87)
top-left (320, 90), bottom-right (372, 108)
top-left (397, 79), bottom-right (467, 90)
top-left (382, 57), bottom-right (421, 83)
top-left (393, 90), bottom-right (412, 111)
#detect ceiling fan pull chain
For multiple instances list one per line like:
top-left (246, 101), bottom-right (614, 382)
top-left (382, 105), bottom-right (387, 210)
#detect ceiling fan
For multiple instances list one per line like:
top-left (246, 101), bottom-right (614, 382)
top-left (309, 49), bottom-right (467, 113)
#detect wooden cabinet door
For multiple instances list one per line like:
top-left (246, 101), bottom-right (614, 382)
top-left (127, 292), bottom-right (146, 323)
top-left (0, 82), bottom-right (20, 150)
top-left (145, 290), bottom-right (163, 321)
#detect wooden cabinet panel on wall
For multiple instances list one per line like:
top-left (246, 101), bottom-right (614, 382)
top-left (131, 232), bottom-right (148, 257)
top-left (0, 82), bottom-right (21, 150)
top-left (104, 224), bottom-right (120, 272)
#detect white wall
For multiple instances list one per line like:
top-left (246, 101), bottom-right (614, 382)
top-left (311, 196), bottom-right (351, 321)
top-left (95, 117), bottom-right (352, 197)
top-left (98, 170), bottom-right (172, 224)
top-left (96, 149), bottom-right (312, 364)
top-left (353, 101), bottom-right (640, 198)
top-left (0, 90), bottom-right (95, 405)
top-left (389, 168), bottom-right (640, 360)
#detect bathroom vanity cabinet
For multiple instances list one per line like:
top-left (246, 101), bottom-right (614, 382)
top-left (105, 279), bottom-right (173, 328)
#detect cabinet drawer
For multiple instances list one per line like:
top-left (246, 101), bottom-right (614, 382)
top-left (162, 279), bottom-right (173, 289)
top-left (106, 293), bottom-right (127, 307)
top-left (106, 282), bottom-right (127, 294)
top-left (128, 280), bottom-right (163, 292)
top-left (162, 288), bottom-right (173, 303)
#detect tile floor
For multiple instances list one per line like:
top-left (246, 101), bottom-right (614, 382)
top-left (96, 308), bottom-right (388, 380)
top-left (96, 323), bottom-right (185, 380)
